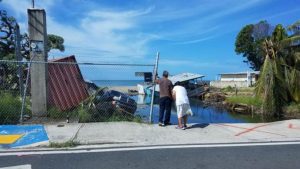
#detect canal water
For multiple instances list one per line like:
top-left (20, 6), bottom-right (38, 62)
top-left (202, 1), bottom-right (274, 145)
top-left (132, 95), bottom-right (261, 124)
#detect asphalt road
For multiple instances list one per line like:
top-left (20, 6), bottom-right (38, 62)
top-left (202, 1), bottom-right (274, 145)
top-left (1, 144), bottom-right (300, 169)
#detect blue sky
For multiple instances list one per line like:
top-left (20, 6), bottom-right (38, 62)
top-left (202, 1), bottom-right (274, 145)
top-left (1, 0), bottom-right (300, 80)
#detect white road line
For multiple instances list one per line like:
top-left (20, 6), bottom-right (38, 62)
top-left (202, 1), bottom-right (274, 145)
top-left (0, 164), bottom-right (31, 169)
top-left (1, 141), bottom-right (300, 156)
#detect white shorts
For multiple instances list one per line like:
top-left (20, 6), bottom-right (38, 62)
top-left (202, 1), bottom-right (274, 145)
top-left (176, 103), bottom-right (192, 118)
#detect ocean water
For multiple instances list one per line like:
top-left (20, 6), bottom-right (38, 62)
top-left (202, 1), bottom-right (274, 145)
top-left (92, 80), bottom-right (260, 124)
top-left (93, 80), bottom-right (143, 87)
top-left (92, 80), bottom-right (211, 87)
top-left (132, 95), bottom-right (261, 124)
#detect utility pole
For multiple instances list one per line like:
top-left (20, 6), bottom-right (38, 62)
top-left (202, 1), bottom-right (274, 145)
top-left (28, 9), bottom-right (48, 117)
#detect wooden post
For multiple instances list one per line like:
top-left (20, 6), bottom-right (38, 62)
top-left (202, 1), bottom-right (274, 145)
top-left (235, 84), bottom-right (237, 96)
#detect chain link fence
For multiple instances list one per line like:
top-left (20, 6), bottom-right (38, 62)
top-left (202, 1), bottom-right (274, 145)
top-left (0, 57), bottom-right (156, 125)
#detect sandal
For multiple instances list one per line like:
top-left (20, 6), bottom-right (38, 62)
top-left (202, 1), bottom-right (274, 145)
top-left (175, 126), bottom-right (186, 130)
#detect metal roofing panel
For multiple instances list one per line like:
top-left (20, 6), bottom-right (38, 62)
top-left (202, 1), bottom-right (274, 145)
top-left (169, 73), bottom-right (204, 84)
top-left (48, 56), bottom-right (89, 111)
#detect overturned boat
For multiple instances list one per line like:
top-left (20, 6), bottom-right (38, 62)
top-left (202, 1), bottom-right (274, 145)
top-left (140, 72), bottom-right (207, 98)
top-left (94, 87), bottom-right (137, 115)
top-left (170, 73), bottom-right (207, 97)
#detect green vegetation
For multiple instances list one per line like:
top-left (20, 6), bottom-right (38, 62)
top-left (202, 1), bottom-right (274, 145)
top-left (221, 86), bottom-right (235, 92)
top-left (235, 21), bottom-right (271, 70)
top-left (78, 107), bottom-right (92, 123)
top-left (49, 141), bottom-right (79, 148)
top-left (0, 92), bottom-right (30, 124)
top-left (0, 10), bottom-right (66, 94)
top-left (48, 107), bottom-right (79, 119)
top-left (284, 103), bottom-right (300, 115)
top-left (78, 107), bottom-right (143, 123)
top-left (49, 104), bottom-right (143, 123)
top-left (105, 113), bottom-right (143, 123)
top-left (236, 19), bottom-right (300, 119)
top-left (221, 86), bottom-right (255, 94)
top-left (77, 87), bottom-right (143, 123)
top-left (0, 10), bottom-right (65, 60)
top-left (237, 87), bottom-right (255, 93)
top-left (48, 107), bottom-right (63, 119)
top-left (226, 96), bottom-right (262, 107)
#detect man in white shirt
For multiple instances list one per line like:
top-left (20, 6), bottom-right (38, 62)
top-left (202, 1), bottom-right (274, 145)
top-left (172, 82), bottom-right (192, 130)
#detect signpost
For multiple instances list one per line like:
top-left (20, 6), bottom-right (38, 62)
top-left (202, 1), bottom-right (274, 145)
top-left (149, 52), bottom-right (159, 123)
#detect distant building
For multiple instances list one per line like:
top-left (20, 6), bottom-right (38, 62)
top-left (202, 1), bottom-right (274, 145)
top-left (210, 71), bottom-right (260, 88)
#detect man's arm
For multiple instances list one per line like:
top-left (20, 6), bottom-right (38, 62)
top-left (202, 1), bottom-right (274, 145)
top-left (154, 74), bottom-right (159, 84)
top-left (172, 89), bottom-right (176, 100)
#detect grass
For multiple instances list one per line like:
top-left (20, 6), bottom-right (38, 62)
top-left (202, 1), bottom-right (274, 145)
top-left (226, 95), bottom-right (262, 107)
top-left (48, 107), bottom-right (63, 119)
top-left (221, 86), bottom-right (255, 97)
top-left (238, 87), bottom-right (255, 93)
top-left (78, 107), bottom-right (92, 123)
top-left (221, 86), bottom-right (235, 92)
top-left (48, 107), bottom-right (81, 119)
top-left (0, 92), bottom-right (30, 124)
top-left (48, 104), bottom-right (144, 123)
top-left (284, 103), bottom-right (300, 115)
top-left (49, 141), bottom-right (79, 148)
top-left (104, 113), bottom-right (143, 123)
top-left (49, 87), bottom-right (143, 123)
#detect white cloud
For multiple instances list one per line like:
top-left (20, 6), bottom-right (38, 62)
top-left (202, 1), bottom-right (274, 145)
top-left (175, 35), bottom-right (217, 45)
top-left (44, 6), bottom-right (155, 61)
top-left (2, 0), bottom-right (55, 16)
top-left (2, 0), bottom-right (272, 61)
top-left (2, 0), bottom-right (30, 17)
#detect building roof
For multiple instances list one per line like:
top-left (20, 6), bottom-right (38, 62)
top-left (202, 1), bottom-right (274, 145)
top-left (219, 71), bottom-right (260, 75)
top-left (48, 55), bottom-right (89, 111)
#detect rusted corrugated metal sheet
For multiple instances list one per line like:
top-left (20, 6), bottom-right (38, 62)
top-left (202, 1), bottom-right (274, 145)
top-left (48, 55), bottom-right (89, 111)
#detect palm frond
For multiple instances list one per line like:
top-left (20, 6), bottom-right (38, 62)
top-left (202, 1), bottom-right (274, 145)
top-left (255, 39), bottom-right (288, 118)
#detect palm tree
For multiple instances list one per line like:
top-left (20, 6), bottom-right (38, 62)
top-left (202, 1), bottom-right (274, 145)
top-left (255, 38), bottom-right (287, 119)
top-left (285, 21), bottom-right (300, 103)
top-left (255, 22), bottom-right (300, 119)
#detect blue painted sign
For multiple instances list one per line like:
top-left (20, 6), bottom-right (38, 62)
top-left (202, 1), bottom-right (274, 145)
top-left (0, 125), bottom-right (49, 148)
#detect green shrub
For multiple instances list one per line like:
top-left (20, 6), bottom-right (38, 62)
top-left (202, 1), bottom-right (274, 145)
top-left (238, 87), bottom-right (255, 93)
top-left (284, 103), bottom-right (300, 114)
top-left (0, 93), bottom-right (22, 124)
top-left (105, 113), bottom-right (143, 123)
top-left (221, 86), bottom-right (235, 92)
top-left (48, 107), bottom-right (64, 119)
top-left (78, 107), bottom-right (92, 123)
top-left (226, 96), bottom-right (262, 107)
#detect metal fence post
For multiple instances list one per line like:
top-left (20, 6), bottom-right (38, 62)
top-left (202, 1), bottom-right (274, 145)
top-left (20, 62), bottom-right (30, 124)
top-left (149, 52), bottom-right (159, 123)
top-left (14, 24), bottom-right (23, 98)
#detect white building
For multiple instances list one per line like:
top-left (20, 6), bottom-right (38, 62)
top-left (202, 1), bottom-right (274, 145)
top-left (210, 71), bottom-right (260, 88)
